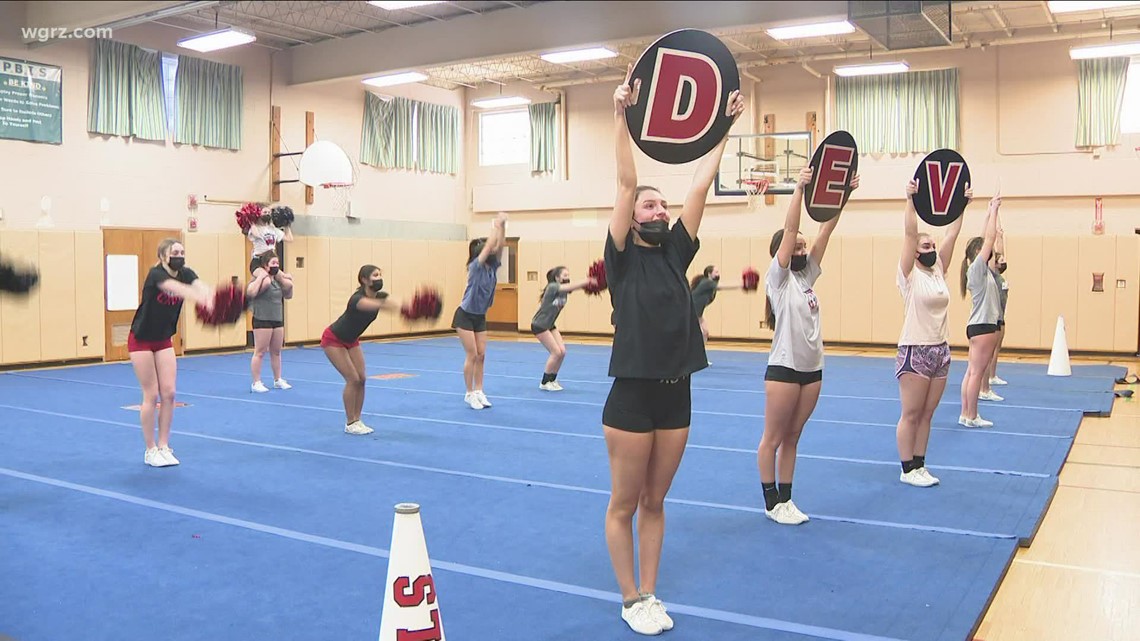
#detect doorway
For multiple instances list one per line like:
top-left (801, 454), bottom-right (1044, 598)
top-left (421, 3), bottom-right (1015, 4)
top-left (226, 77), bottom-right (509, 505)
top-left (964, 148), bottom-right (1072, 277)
top-left (485, 237), bottom-right (519, 331)
top-left (103, 228), bottom-right (185, 362)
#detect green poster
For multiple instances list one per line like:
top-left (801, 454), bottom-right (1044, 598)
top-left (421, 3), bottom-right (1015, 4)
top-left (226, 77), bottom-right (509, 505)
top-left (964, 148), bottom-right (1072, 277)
top-left (0, 57), bottom-right (63, 144)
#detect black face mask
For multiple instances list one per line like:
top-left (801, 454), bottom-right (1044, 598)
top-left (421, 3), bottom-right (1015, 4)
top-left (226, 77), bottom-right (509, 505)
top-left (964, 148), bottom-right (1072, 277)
top-left (711, 275), bottom-right (720, 281)
top-left (917, 251), bottom-right (937, 268)
top-left (635, 220), bottom-right (670, 246)
top-left (790, 255), bottom-right (808, 272)
top-left (560, 278), bottom-right (570, 284)
top-left (167, 257), bottom-right (185, 271)
top-left (371, 279), bottom-right (383, 293)
top-left (997, 263), bottom-right (1007, 274)
top-left (268, 266), bottom-right (280, 276)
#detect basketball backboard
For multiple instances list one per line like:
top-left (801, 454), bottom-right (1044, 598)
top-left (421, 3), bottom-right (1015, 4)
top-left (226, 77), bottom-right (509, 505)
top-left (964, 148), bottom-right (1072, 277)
top-left (715, 131), bottom-right (813, 197)
top-left (298, 140), bottom-right (354, 187)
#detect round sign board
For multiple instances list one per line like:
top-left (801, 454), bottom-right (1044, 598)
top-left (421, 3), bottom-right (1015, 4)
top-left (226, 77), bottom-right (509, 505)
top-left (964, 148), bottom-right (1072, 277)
top-left (804, 130), bottom-right (859, 223)
top-left (912, 149), bottom-right (971, 227)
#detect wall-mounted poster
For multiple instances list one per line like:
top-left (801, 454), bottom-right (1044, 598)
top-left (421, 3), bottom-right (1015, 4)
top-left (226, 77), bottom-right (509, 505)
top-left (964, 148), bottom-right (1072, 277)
top-left (0, 57), bottom-right (62, 144)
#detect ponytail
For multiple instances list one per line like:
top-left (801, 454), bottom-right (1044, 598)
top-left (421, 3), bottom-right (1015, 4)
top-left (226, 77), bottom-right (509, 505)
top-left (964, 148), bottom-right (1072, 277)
top-left (540, 265), bottom-right (566, 301)
top-left (960, 237), bottom-right (983, 298)
top-left (765, 231), bottom-right (783, 329)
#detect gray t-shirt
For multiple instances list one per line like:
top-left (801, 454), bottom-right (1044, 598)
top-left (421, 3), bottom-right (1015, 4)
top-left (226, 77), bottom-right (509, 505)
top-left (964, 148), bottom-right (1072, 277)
top-left (691, 277), bottom-right (718, 317)
top-left (766, 255), bottom-right (823, 372)
top-left (531, 282), bottom-right (567, 331)
top-left (460, 255), bottom-right (500, 315)
top-left (967, 255), bottom-right (1002, 326)
top-left (250, 277), bottom-right (284, 323)
top-left (994, 270), bottom-right (1009, 320)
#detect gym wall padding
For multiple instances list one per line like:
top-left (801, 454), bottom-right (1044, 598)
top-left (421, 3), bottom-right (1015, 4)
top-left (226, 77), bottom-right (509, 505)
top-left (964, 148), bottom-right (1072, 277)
top-left (516, 235), bottom-right (1140, 353)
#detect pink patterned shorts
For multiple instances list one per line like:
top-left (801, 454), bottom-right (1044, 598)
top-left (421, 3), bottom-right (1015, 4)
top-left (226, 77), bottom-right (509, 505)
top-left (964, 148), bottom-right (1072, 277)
top-left (895, 343), bottom-right (951, 380)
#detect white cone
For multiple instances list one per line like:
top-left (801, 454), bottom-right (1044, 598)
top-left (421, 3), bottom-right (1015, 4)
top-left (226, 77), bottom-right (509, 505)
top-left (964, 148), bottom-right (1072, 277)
top-left (1047, 316), bottom-right (1071, 377)
top-left (378, 503), bottom-right (445, 641)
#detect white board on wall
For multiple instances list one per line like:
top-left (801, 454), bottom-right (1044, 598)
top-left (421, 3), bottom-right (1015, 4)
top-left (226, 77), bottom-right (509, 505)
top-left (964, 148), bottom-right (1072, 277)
top-left (106, 254), bottom-right (139, 311)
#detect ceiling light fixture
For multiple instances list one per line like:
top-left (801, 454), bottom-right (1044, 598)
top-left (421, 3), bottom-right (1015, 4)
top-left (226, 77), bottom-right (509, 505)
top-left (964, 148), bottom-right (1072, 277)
top-left (177, 27), bottom-right (256, 53)
top-left (767, 20), bottom-right (856, 40)
top-left (833, 61), bottom-right (910, 77)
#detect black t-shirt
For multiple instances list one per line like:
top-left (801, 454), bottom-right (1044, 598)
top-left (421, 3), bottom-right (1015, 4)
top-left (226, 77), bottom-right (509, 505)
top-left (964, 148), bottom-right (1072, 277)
top-left (691, 277), bottom-right (718, 317)
top-left (329, 290), bottom-right (380, 342)
top-left (605, 220), bottom-right (707, 379)
top-left (130, 265), bottom-right (199, 341)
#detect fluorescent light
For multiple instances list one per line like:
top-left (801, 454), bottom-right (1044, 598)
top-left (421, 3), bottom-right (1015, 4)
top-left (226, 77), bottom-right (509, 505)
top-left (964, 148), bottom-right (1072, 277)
top-left (368, 1), bottom-right (445, 9)
top-left (471, 96), bottom-right (531, 109)
top-left (833, 61), bottom-right (910, 77)
top-left (540, 47), bottom-right (618, 64)
top-left (1048, 1), bottom-right (1140, 13)
top-left (1070, 40), bottom-right (1140, 59)
top-left (177, 27), bottom-right (256, 53)
top-left (767, 20), bottom-right (856, 40)
top-left (362, 71), bottom-right (429, 87)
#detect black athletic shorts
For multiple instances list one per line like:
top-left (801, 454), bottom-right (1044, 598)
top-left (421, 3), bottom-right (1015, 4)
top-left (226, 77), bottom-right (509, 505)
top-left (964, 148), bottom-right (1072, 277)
top-left (249, 257), bottom-right (261, 275)
top-left (452, 307), bottom-right (487, 332)
top-left (602, 377), bottom-right (692, 433)
top-left (252, 318), bottom-right (283, 329)
top-left (531, 324), bottom-right (556, 335)
top-left (764, 365), bottom-right (823, 385)
top-left (967, 323), bottom-right (999, 338)
top-left (997, 320), bottom-right (1005, 329)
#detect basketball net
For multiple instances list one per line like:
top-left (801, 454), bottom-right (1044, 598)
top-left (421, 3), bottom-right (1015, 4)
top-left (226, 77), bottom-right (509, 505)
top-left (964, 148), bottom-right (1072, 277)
top-left (743, 178), bottom-right (770, 211)
top-left (320, 182), bottom-right (355, 217)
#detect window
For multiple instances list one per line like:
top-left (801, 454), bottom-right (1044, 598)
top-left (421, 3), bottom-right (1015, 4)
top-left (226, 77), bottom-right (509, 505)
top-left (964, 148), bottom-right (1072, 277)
top-left (161, 52), bottom-right (178, 135)
top-left (1122, 57), bottom-right (1140, 134)
top-left (479, 109), bottom-right (530, 166)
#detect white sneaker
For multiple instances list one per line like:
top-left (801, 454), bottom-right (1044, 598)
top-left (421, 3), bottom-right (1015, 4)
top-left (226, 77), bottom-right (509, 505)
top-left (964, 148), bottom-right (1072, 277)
top-left (918, 467), bottom-right (940, 485)
top-left (620, 600), bottom-right (662, 636)
top-left (345, 421), bottom-right (374, 435)
top-left (979, 390), bottom-right (1004, 402)
top-left (900, 469), bottom-right (936, 487)
top-left (474, 390), bottom-right (492, 407)
top-left (959, 415), bottom-right (991, 428)
top-left (548, 381), bottom-right (563, 391)
top-left (144, 447), bottom-right (163, 467)
top-left (765, 502), bottom-right (801, 525)
top-left (643, 596), bottom-right (674, 631)
top-left (251, 381), bottom-right (269, 393)
top-left (273, 378), bottom-right (292, 390)
top-left (158, 447), bottom-right (180, 466)
top-left (990, 376), bottom-right (1007, 386)
top-left (539, 382), bottom-right (558, 391)
top-left (975, 415), bottom-right (994, 427)
top-left (783, 500), bottom-right (810, 524)
top-left (464, 393), bottom-right (485, 410)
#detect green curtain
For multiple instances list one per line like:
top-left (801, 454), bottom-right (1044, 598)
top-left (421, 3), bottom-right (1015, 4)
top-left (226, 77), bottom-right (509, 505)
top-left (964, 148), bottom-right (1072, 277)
top-left (835, 68), bottom-right (959, 154)
top-left (359, 94), bottom-right (428, 171)
top-left (1076, 57), bottom-right (1129, 147)
top-left (174, 55), bottom-right (243, 150)
top-left (128, 46), bottom-right (167, 141)
top-left (528, 102), bottom-right (557, 173)
top-left (87, 39), bottom-right (134, 137)
top-left (415, 100), bottom-right (459, 174)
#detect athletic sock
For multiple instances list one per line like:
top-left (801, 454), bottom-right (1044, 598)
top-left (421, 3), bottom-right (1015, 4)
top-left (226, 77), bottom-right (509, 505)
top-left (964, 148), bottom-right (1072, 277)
top-left (913, 455), bottom-right (926, 469)
top-left (762, 482), bottom-right (779, 511)
top-left (623, 597), bottom-right (640, 608)
top-left (777, 483), bottom-right (793, 504)
top-left (902, 458), bottom-right (917, 473)
top-left (541, 373), bottom-right (554, 384)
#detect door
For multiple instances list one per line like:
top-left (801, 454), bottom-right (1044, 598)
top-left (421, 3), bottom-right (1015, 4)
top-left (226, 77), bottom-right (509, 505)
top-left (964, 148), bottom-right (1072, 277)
top-left (485, 237), bottom-right (519, 331)
top-left (103, 228), bottom-right (186, 362)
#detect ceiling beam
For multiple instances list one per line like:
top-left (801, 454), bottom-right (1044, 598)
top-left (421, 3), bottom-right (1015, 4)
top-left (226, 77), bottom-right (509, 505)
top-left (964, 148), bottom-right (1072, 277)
top-left (284, 0), bottom-right (847, 85)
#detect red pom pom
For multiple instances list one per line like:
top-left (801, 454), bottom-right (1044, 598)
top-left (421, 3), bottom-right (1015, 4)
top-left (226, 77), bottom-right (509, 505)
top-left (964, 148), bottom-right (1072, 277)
top-left (195, 283), bottom-right (246, 326)
top-left (235, 202), bottom-right (261, 235)
top-left (742, 267), bottom-right (760, 292)
top-left (401, 287), bottom-right (443, 322)
top-left (584, 259), bottom-right (607, 295)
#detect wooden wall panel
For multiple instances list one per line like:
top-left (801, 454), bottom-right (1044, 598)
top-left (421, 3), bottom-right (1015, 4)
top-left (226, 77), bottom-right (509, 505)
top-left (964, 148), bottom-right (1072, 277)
top-left (284, 236), bottom-right (310, 343)
top-left (749, 238), bottom-right (773, 341)
top-left (38, 232), bottom-right (77, 362)
top-left (871, 237), bottom-right (903, 345)
top-left (74, 232), bottom-right (106, 359)
top-left (692, 238), bottom-right (723, 338)
top-left (517, 240), bottom-right (542, 332)
top-left (585, 239), bottom-right (612, 334)
top-left (182, 234), bottom-right (219, 350)
top-left (1039, 236), bottom-right (1080, 353)
top-left (839, 236), bottom-right (873, 342)
top-left (1000, 236), bottom-right (1042, 349)
top-left (1076, 236), bottom-right (1117, 352)
top-left (305, 237), bottom-right (332, 339)
top-left (0, 231), bottom-right (42, 364)
top-left (559, 241), bottom-right (592, 333)
top-left (1113, 236), bottom-right (1140, 353)
top-left (720, 237), bottom-right (752, 339)
top-left (218, 233), bottom-right (247, 348)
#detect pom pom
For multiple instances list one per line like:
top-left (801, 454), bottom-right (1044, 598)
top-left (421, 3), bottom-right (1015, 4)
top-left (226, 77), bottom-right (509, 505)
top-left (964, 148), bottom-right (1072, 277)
top-left (195, 282), bottom-right (246, 326)
top-left (0, 260), bottom-right (39, 294)
top-left (400, 287), bottom-right (443, 322)
top-left (235, 202), bottom-right (262, 235)
top-left (584, 259), bottom-right (607, 296)
top-left (742, 267), bottom-right (760, 292)
top-left (270, 205), bottom-right (294, 229)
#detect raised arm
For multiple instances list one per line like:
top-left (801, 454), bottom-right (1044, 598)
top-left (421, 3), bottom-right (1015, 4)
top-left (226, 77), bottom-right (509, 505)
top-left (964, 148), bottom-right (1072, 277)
top-left (559, 278), bottom-right (596, 294)
top-left (277, 270), bottom-right (294, 300)
top-left (978, 194), bottom-right (1001, 262)
top-left (900, 179), bottom-right (920, 279)
top-left (994, 211), bottom-right (1005, 258)
top-left (937, 182), bottom-right (970, 275)
top-left (810, 173), bottom-right (858, 267)
top-left (609, 70), bottom-right (641, 252)
top-left (776, 167), bottom-right (812, 268)
top-left (679, 90), bottom-right (746, 241)
top-left (477, 213), bottom-right (508, 264)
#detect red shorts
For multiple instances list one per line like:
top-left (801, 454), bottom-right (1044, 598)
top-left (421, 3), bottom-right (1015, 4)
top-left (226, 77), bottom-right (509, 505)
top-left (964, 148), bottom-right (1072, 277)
top-left (128, 332), bottom-right (173, 353)
top-left (320, 326), bottom-right (359, 350)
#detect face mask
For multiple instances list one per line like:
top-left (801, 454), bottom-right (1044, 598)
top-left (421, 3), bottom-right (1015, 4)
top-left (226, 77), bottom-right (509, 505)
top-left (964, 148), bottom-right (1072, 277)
top-left (790, 255), bottom-right (808, 272)
top-left (635, 220), bottom-right (670, 246)
top-left (997, 263), bottom-right (1007, 274)
top-left (560, 278), bottom-right (570, 284)
top-left (917, 251), bottom-right (937, 268)
top-left (167, 257), bottom-right (185, 271)
top-left (269, 266), bottom-right (280, 276)
top-left (371, 279), bottom-right (383, 292)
